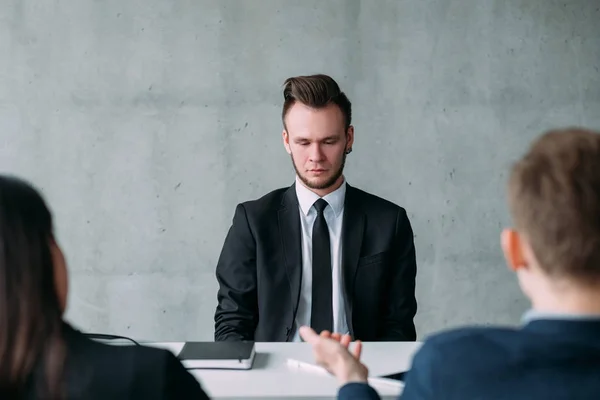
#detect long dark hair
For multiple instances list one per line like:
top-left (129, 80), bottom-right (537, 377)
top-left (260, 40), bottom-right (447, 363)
top-left (0, 175), bottom-right (66, 398)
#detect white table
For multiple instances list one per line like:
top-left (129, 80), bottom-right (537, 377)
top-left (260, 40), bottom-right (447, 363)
top-left (146, 341), bottom-right (422, 400)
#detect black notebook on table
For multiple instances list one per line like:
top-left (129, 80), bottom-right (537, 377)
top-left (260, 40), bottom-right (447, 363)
top-left (177, 341), bottom-right (256, 370)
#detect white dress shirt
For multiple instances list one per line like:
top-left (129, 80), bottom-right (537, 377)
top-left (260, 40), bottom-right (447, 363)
top-left (292, 176), bottom-right (349, 341)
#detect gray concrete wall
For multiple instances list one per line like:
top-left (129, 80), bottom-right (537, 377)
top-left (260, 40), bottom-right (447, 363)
top-left (0, 0), bottom-right (599, 341)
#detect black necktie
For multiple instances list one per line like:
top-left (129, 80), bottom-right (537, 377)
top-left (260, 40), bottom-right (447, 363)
top-left (311, 198), bottom-right (333, 333)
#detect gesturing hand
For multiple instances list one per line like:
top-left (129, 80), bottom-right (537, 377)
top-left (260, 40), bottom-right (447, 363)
top-left (299, 326), bottom-right (369, 385)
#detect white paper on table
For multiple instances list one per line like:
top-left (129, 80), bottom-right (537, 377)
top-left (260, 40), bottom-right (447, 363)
top-left (286, 358), bottom-right (404, 390)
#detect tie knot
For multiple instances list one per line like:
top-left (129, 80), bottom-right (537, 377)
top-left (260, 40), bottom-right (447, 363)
top-left (313, 198), bottom-right (329, 214)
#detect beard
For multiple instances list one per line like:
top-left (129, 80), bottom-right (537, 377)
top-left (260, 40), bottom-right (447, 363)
top-left (291, 151), bottom-right (347, 190)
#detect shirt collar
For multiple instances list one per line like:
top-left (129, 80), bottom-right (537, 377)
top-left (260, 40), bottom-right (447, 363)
top-left (521, 308), bottom-right (600, 325)
top-left (295, 176), bottom-right (346, 218)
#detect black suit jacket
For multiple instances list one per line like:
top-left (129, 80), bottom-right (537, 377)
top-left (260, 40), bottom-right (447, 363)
top-left (214, 183), bottom-right (417, 342)
top-left (339, 319), bottom-right (600, 400)
top-left (22, 323), bottom-right (209, 400)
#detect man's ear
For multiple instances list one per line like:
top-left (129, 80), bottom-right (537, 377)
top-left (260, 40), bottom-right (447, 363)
top-left (501, 228), bottom-right (528, 272)
top-left (282, 130), bottom-right (291, 154)
top-left (345, 125), bottom-right (354, 153)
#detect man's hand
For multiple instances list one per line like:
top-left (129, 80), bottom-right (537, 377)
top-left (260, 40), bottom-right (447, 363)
top-left (299, 326), bottom-right (369, 385)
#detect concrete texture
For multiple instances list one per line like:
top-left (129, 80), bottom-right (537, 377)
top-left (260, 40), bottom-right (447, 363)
top-left (0, 0), bottom-right (599, 341)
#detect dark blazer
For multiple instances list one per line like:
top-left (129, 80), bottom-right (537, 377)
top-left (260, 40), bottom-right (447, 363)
top-left (23, 323), bottom-right (209, 400)
top-left (338, 318), bottom-right (600, 400)
top-left (214, 183), bottom-right (417, 342)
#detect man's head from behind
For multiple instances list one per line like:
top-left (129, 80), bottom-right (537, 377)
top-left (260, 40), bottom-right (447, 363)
top-left (281, 74), bottom-right (354, 195)
top-left (502, 128), bottom-right (600, 310)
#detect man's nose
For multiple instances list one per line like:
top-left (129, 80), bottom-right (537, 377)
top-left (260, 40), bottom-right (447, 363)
top-left (308, 144), bottom-right (325, 162)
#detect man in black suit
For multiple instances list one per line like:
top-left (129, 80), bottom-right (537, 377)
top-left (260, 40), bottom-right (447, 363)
top-left (300, 127), bottom-right (600, 400)
top-left (214, 74), bottom-right (417, 342)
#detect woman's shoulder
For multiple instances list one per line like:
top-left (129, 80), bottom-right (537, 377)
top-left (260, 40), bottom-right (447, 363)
top-left (64, 323), bottom-right (177, 369)
top-left (62, 323), bottom-right (208, 399)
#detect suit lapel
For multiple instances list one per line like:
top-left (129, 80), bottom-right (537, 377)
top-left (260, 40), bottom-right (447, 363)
top-left (341, 185), bottom-right (365, 335)
top-left (278, 184), bottom-right (303, 324)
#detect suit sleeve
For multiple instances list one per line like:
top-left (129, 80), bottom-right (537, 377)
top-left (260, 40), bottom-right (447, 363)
top-left (214, 203), bottom-right (258, 341)
top-left (338, 382), bottom-right (382, 400)
top-left (162, 351), bottom-right (210, 399)
top-left (380, 208), bottom-right (417, 341)
top-left (399, 341), bottom-right (437, 399)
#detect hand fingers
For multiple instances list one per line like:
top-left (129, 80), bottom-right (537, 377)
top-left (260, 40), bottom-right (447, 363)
top-left (320, 330), bottom-right (332, 338)
top-left (299, 326), bottom-right (320, 344)
top-left (352, 340), bottom-right (363, 360)
top-left (331, 333), bottom-right (342, 342)
top-left (340, 334), bottom-right (352, 348)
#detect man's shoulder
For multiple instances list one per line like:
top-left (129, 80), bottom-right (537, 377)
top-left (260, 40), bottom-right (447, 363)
top-left (235, 184), bottom-right (409, 216)
top-left (404, 326), bottom-right (549, 398)
top-left (416, 325), bottom-right (522, 362)
top-left (426, 325), bottom-right (519, 344)
top-left (236, 186), bottom-right (292, 214)
top-left (348, 185), bottom-right (407, 215)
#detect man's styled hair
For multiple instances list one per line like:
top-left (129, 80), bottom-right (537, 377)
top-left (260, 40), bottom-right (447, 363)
top-left (507, 127), bottom-right (600, 284)
top-left (281, 74), bottom-right (352, 130)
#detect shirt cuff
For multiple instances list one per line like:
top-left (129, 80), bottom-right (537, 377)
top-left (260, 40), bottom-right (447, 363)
top-left (338, 382), bottom-right (381, 400)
